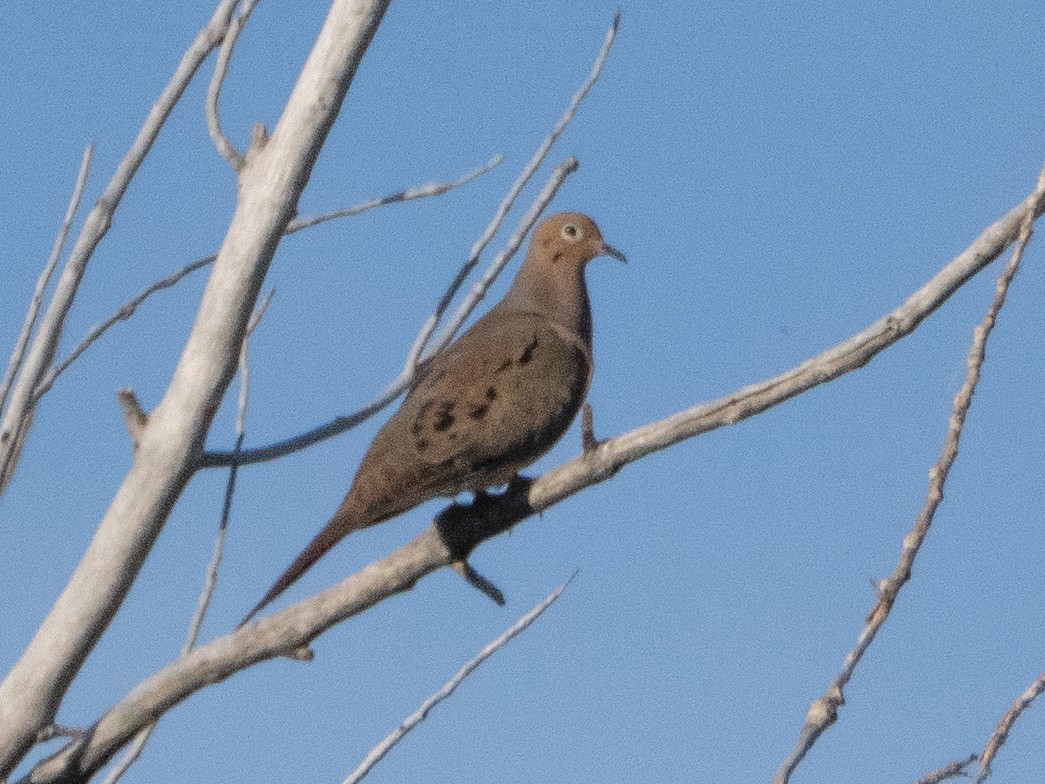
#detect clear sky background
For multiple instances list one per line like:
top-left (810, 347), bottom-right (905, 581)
top-left (3, 2), bottom-right (1045, 782)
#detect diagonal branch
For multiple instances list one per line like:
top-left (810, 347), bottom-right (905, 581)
top-left (342, 579), bottom-right (571, 784)
top-left (415, 8), bottom-right (621, 364)
top-left (0, 0), bottom-right (392, 777)
top-left (773, 165), bottom-right (1045, 784)
top-left (288, 154), bottom-right (502, 232)
top-left (22, 173), bottom-right (1045, 784)
top-left (0, 145), bottom-right (93, 417)
top-left (0, 0), bottom-right (242, 497)
top-left (35, 156), bottom-right (501, 402)
top-left (207, 0), bottom-right (262, 170)
top-left (100, 292), bottom-right (273, 784)
top-left (914, 754), bottom-right (979, 784)
top-left (976, 668), bottom-right (1045, 782)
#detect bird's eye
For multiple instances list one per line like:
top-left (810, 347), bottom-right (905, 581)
top-left (561, 224), bottom-right (581, 240)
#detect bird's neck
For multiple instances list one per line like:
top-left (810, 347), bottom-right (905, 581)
top-left (500, 262), bottom-right (593, 349)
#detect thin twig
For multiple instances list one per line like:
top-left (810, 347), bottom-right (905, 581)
top-left (773, 164), bottom-right (1045, 784)
top-left (287, 155), bottom-right (503, 232)
top-left (915, 754), bottom-right (979, 784)
top-left (37, 255), bottom-right (216, 402)
top-left (101, 292), bottom-right (272, 784)
top-left (36, 158), bottom-right (501, 402)
top-left (424, 157), bottom-right (580, 358)
top-left (116, 389), bottom-right (148, 451)
top-left (977, 669), bottom-right (1045, 782)
top-left (207, 0), bottom-right (262, 170)
top-left (342, 578), bottom-right (572, 784)
top-left (417, 8), bottom-right (621, 364)
top-left (0, 146), bottom-right (93, 418)
top-left (199, 159), bottom-right (578, 468)
top-left (0, 0), bottom-right (242, 496)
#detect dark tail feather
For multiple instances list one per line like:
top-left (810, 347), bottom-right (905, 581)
top-left (238, 504), bottom-right (360, 628)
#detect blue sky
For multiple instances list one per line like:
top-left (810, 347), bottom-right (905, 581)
top-left (3, 1), bottom-right (1045, 782)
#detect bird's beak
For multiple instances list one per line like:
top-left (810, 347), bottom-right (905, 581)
top-left (600, 242), bottom-right (627, 263)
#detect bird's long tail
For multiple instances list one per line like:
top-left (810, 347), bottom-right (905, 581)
top-left (237, 500), bottom-right (363, 628)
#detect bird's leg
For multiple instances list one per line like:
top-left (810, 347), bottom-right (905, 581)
top-left (581, 402), bottom-right (600, 453)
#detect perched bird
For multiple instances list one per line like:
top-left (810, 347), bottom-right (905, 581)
top-left (240, 212), bottom-right (624, 625)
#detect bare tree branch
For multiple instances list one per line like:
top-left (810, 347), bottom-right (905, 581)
top-left (773, 165), bottom-right (1045, 784)
top-left (116, 389), bottom-right (148, 450)
top-left (199, 156), bottom-right (579, 469)
top-left (0, 0), bottom-right (242, 496)
top-left (35, 157), bottom-right (501, 402)
top-left (102, 293), bottom-right (272, 784)
top-left (342, 579), bottom-right (571, 784)
top-left (976, 669), bottom-right (1045, 782)
top-left (0, 145), bottom-right (93, 417)
top-left (207, 0), bottom-right (262, 170)
top-left (22, 173), bottom-right (1045, 783)
top-left (915, 754), bottom-right (979, 784)
top-left (0, 0), bottom-right (391, 776)
top-left (288, 154), bottom-right (502, 231)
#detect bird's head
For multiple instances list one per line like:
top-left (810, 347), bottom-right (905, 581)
top-left (530, 212), bottom-right (626, 269)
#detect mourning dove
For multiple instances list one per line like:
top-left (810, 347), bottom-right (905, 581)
top-left (240, 212), bottom-right (624, 625)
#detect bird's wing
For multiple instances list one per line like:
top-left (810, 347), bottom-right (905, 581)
top-left (396, 312), bottom-right (592, 492)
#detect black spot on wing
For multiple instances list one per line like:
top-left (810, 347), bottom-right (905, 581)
top-left (433, 401), bottom-right (455, 432)
top-left (519, 335), bottom-right (538, 365)
top-left (411, 401), bottom-right (433, 436)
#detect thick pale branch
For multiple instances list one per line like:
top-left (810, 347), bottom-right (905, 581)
top-left (23, 179), bottom-right (1045, 783)
top-left (24, 531), bottom-right (458, 783)
top-left (0, 0), bottom-right (241, 496)
top-left (0, 0), bottom-right (391, 777)
top-left (101, 295), bottom-right (270, 784)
